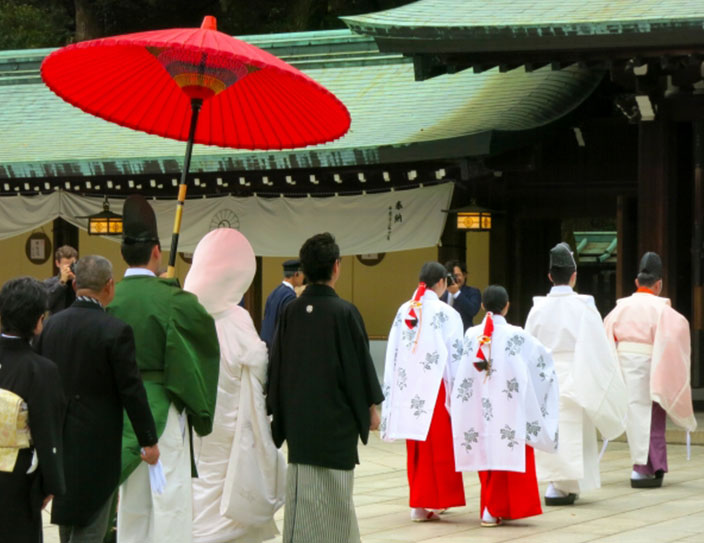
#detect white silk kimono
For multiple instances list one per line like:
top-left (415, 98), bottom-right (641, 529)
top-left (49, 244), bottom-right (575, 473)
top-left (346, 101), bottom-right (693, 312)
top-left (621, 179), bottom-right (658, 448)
top-left (450, 315), bottom-right (560, 472)
top-left (380, 290), bottom-right (464, 441)
top-left (604, 292), bottom-right (697, 465)
top-left (526, 287), bottom-right (627, 492)
top-left (185, 229), bottom-right (285, 543)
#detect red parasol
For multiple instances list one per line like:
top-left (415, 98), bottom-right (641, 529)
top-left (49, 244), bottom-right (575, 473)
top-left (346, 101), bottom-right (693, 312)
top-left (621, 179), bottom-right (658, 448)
top-left (41, 15), bottom-right (350, 276)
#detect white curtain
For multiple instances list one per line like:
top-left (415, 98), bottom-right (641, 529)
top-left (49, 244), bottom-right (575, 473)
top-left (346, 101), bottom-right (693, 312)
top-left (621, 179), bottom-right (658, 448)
top-left (0, 183), bottom-right (454, 256)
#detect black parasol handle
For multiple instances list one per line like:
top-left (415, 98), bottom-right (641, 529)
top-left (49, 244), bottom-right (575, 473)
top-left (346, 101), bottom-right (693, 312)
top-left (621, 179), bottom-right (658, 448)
top-left (166, 98), bottom-right (202, 278)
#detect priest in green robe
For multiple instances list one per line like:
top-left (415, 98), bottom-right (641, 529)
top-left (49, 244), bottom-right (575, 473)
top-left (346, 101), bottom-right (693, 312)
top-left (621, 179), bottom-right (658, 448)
top-left (108, 195), bottom-right (220, 543)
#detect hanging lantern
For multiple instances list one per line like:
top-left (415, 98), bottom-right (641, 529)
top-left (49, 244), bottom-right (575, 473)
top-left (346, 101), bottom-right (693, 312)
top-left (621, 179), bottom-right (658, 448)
top-left (454, 200), bottom-right (493, 231)
top-left (82, 196), bottom-right (123, 235)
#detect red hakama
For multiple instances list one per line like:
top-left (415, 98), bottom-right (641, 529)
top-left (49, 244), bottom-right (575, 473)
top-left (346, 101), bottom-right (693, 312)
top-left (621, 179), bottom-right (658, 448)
top-left (406, 381), bottom-right (466, 509)
top-left (478, 445), bottom-right (542, 520)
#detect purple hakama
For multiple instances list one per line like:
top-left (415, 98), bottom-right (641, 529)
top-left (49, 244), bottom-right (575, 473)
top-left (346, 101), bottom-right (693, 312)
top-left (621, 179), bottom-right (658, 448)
top-left (633, 402), bottom-right (668, 475)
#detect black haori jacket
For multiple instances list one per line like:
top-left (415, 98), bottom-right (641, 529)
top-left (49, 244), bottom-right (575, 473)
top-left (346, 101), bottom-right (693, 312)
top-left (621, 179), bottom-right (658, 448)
top-left (267, 284), bottom-right (384, 470)
top-left (0, 337), bottom-right (65, 541)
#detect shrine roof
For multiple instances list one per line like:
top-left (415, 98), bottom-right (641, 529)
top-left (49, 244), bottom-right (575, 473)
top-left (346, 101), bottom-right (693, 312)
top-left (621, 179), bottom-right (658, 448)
top-left (0, 28), bottom-right (600, 195)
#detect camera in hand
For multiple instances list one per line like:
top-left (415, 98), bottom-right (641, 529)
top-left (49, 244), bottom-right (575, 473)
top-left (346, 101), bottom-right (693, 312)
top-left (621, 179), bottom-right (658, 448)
top-left (446, 273), bottom-right (455, 286)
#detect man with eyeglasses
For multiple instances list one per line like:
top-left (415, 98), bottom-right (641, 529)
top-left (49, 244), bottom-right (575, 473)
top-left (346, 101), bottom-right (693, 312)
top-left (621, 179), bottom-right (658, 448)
top-left (441, 259), bottom-right (481, 331)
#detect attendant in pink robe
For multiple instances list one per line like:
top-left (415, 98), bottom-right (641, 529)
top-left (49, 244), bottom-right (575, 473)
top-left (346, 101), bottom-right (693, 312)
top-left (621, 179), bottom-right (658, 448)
top-left (604, 252), bottom-right (697, 488)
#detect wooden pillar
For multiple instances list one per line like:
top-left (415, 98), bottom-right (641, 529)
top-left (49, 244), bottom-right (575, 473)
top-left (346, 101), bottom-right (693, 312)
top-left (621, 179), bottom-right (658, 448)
top-left (438, 186), bottom-right (467, 267)
top-left (489, 212), bottom-right (509, 288)
top-left (637, 118), bottom-right (678, 299)
top-left (692, 121), bottom-right (704, 387)
top-left (244, 256), bottom-right (263, 332)
top-left (513, 216), bottom-right (561, 324)
top-left (616, 196), bottom-right (638, 299)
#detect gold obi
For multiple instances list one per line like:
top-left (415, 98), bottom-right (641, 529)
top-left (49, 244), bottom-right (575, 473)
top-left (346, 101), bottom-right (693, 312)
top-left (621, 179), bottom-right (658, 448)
top-left (0, 388), bottom-right (31, 472)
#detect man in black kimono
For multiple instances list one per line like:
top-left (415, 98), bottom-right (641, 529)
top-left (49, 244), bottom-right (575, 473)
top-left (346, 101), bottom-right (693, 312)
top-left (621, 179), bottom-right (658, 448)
top-left (0, 277), bottom-right (65, 543)
top-left (260, 259), bottom-right (304, 349)
top-left (267, 233), bottom-right (384, 543)
top-left (36, 255), bottom-right (159, 543)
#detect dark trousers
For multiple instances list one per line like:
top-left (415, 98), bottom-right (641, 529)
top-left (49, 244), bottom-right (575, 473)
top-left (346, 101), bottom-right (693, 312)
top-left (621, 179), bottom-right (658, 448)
top-left (59, 494), bottom-right (114, 543)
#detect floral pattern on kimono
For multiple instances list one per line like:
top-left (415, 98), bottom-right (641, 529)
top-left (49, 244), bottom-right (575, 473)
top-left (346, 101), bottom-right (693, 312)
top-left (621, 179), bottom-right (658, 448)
top-left (380, 290), bottom-right (464, 442)
top-left (450, 314), bottom-right (559, 472)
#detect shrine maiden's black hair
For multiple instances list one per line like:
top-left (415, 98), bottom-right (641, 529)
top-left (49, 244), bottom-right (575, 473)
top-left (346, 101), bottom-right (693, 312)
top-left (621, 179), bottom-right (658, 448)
top-left (482, 284), bottom-right (509, 314)
top-left (418, 262), bottom-right (447, 289)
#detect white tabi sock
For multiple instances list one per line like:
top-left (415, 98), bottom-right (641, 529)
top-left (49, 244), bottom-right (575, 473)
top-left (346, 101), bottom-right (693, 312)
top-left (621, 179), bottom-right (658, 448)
top-left (482, 507), bottom-right (497, 523)
top-left (631, 470), bottom-right (654, 480)
top-left (545, 483), bottom-right (568, 498)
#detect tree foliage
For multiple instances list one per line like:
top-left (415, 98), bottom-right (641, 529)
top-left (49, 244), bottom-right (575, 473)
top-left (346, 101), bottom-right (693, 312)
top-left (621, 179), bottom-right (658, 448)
top-left (0, 0), bottom-right (71, 49)
top-left (0, 0), bottom-right (412, 49)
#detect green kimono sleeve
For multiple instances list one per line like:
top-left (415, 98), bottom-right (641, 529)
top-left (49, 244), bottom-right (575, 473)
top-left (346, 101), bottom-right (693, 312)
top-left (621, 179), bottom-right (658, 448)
top-left (164, 288), bottom-right (220, 437)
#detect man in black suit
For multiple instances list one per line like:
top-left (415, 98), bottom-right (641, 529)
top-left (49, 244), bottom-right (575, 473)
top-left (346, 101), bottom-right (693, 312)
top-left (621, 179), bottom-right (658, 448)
top-left (441, 259), bottom-right (481, 331)
top-left (36, 255), bottom-right (159, 543)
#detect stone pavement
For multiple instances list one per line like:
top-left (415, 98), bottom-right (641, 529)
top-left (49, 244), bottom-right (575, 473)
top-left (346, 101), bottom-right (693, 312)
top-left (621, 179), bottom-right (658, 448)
top-left (43, 431), bottom-right (704, 543)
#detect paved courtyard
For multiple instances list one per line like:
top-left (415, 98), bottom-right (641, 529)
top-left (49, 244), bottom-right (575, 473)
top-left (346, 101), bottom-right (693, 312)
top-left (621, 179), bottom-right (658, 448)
top-left (43, 430), bottom-right (704, 543)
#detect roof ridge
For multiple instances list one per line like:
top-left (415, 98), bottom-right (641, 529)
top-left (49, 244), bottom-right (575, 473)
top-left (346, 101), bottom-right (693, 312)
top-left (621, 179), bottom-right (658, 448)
top-left (0, 28), bottom-right (396, 85)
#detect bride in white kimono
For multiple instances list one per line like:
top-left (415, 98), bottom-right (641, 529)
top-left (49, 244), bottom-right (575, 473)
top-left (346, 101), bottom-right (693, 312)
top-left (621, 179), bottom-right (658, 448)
top-left (185, 228), bottom-right (285, 543)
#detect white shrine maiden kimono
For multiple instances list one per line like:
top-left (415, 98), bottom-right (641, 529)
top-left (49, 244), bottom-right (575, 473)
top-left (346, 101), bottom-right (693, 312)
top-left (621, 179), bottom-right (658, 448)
top-left (380, 289), bottom-right (464, 441)
top-left (450, 314), bottom-right (560, 472)
top-left (185, 229), bottom-right (285, 543)
top-left (526, 287), bottom-right (627, 492)
top-left (604, 292), bottom-right (697, 465)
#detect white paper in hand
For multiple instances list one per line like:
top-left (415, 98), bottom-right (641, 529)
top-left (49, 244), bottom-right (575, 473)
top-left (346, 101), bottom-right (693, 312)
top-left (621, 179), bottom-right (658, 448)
top-left (141, 448), bottom-right (167, 495)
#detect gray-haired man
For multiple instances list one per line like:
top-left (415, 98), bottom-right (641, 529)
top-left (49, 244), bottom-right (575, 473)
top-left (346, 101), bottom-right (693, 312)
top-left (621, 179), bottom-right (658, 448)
top-left (36, 255), bottom-right (159, 543)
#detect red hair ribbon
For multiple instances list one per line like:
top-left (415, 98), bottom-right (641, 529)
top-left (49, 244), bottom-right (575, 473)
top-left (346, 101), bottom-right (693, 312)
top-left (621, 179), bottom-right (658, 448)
top-left (404, 282), bottom-right (426, 329)
top-left (474, 312), bottom-right (494, 371)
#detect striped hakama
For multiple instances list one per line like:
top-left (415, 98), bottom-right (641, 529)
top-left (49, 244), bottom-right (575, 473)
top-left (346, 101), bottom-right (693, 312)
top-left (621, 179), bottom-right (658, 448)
top-left (283, 464), bottom-right (359, 543)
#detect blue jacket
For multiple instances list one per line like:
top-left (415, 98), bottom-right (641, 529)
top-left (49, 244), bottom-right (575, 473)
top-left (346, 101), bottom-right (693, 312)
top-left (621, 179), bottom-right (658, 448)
top-left (441, 284), bottom-right (481, 331)
top-left (261, 282), bottom-right (296, 349)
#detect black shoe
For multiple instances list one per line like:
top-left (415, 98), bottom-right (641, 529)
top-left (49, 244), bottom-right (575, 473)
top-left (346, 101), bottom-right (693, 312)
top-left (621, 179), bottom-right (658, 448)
top-left (630, 470), bottom-right (664, 489)
top-left (544, 493), bottom-right (577, 506)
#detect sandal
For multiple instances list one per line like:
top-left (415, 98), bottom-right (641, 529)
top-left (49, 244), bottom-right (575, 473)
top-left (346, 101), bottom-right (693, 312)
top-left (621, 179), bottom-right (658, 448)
top-left (410, 508), bottom-right (441, 522)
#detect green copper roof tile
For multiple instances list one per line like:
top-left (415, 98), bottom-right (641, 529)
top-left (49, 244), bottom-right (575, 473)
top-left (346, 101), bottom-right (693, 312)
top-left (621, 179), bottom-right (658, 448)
top-left (342, 0), bottom-right (704, 38)
top-left (343, 0), bottom-right (704, 29)
top-left (0, 29), bottom-right (601, 179)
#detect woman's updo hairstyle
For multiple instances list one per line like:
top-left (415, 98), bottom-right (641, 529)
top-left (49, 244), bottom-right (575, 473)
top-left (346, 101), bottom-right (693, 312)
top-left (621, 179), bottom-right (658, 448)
top-left (419, 261), bottom-right (447, 289)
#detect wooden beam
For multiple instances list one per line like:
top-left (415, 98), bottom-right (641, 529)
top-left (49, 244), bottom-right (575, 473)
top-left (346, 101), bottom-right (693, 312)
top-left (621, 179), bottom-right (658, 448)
top-left (472, 63), bottom-right (497, 73)
top-left (524, 62), bottom-right (550, 72)
top-left (662, 95), bottom-right (704, 121)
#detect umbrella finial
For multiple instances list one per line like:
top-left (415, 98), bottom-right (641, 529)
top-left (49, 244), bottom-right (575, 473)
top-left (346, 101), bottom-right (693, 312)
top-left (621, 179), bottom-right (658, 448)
top-left (201, 16), bottom-right (217, 30)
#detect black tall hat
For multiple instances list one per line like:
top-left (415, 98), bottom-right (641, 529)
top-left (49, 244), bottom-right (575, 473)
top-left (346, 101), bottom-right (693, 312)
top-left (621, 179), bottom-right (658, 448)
top-left (122, 194), bottom-right (160, 245)
top-left (639, 252), bottom-right (662, 279)
top-left (549, 242), bottom-right (576, 268)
